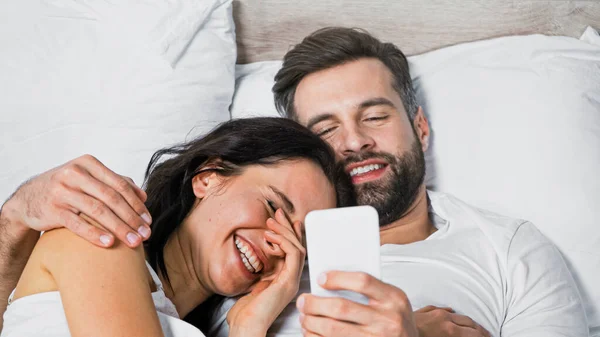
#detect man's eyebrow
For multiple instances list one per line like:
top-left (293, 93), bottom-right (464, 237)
top-left (358, 97), bottom-right (396, 110)
top-left (306, 113), bottom-right (334, 130)
top-left (269, 185), bottom-right (295, 214)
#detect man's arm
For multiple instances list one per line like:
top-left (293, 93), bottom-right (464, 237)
top-left (0, 198), bottom-right (40, 331)
top-left (502, 222), bottom-right (588, 336)
top-left (3, 155), bottom-right (152, 247)
top-left (0, 155), bottom-right (152, 330)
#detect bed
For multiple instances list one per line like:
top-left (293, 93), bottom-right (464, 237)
top-left (0, 0), bottom-right (599, 336)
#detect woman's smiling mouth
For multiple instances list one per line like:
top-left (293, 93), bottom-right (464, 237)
top-left (235, 235), bottom-right (263, 274)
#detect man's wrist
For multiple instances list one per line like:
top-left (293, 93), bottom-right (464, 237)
top-left (0, 197), bottom-right (34, 245)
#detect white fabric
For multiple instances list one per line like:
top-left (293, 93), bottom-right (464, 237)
top-left (410, 28), bottom-right (600, 336)
top-left (0, 0), bottom-right (236, 203)
top-left (231, 61), bottom-right (283, 119)
top-left (228, 28), bottom-right (600, 335)
top-left (1, 262), bottom-right (204, 337)
top-left (208, 191), bottom-right (588, 337)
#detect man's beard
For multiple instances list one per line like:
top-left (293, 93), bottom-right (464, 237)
top-left (343, 138), bottom-right (425, 226)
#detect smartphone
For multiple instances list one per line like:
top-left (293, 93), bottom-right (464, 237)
top-left (304, 205), bottom-right (381, 305)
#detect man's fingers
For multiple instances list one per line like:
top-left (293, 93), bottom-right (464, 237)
top-left (417, 305), bottom-right (454, 313)
top-left (121, 175), bottom-right (147, 202)
top-left (297, 294), bottom-right (375, 325)
top-left (450, 313), bottom-right (491, 337)
top-left (63, 167), bottom-right (151, 240)
top-left (58, 210), bottom-right (114, 247)
top-left (62, 190), bottom-right (143, 248)
top-left (318, 271), bottom-right (404, 304)
top-left (76, 155), bottom-right (151, 225)
top-left (300, 313), bottom-right (364, 337)
top-left (454, 326), bottom-right (489, 337)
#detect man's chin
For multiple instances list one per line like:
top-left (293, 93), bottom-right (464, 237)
top-left (354, 182), bottom-right (393, 208)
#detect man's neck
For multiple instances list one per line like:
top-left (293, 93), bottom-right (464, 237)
top-left (159, 229), bottom-right (212, 318)
top-left (379, 185), bottom-right (436, 245)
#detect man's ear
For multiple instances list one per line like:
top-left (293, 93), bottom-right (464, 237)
top-left (412, 106), bottom-right (430, 152)
top-left (191, 170), bottom-right (221, 199)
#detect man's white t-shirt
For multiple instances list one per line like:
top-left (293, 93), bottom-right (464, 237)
top-left (207, 191), bottom-right (588, 337)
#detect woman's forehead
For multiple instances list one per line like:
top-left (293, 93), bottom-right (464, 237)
top-left (245, 160), bottom-right (337, 212)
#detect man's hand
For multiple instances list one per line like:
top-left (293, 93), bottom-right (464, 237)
top-left (297, 271), bottom-right (419, 337)
top-left (6, 154), bottom-right (152, 247)
top-left (415, 306), bottom-right (490, 337)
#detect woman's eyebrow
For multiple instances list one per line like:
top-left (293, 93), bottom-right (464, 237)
top-left (269, 185), bottom-right (295, 214)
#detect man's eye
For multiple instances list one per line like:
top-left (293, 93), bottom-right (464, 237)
top-left (365, 116), bottom-right (388, 122)
top-left (317, 127), bottom-right (335, 137)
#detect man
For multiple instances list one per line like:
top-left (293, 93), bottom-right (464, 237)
top-left (207, 28), bottom-right (588, 337)
top-left (0, 28), bottom-right (587, 337)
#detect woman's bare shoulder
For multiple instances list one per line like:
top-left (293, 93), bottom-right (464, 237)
top-left (13, 228), bottom-right (148, 302)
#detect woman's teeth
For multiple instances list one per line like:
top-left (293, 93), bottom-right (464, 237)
top-left (350, 164), bottom-right (384, 177)
top-left (235, 237), bottom-right (263, 274)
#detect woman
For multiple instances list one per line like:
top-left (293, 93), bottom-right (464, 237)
top-left (1, 117), bottom-right (354, 337)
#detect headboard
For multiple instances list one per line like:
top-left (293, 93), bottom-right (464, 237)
top-left (233, 0), bottom-right (600, 64)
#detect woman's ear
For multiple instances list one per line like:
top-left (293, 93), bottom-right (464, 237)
top-left (191, 171), bottom-right (220, 199)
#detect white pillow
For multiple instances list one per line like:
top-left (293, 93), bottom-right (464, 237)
top-left (229, 27), bottom-right (600, 336)
top-left (231, 61), bottom-right (283, 118)
top-left (0, 0), bottom-right (236, 201)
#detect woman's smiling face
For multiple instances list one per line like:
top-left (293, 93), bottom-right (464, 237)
top-left (180, 159), bottom-right (336, 297)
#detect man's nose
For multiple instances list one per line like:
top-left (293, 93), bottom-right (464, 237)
top-left (340, 126), bottom-right (375, 157)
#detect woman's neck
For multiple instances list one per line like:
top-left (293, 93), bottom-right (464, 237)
top-left (156, 230), bottom-right (212, 318)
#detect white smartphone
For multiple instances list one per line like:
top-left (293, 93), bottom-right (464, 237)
top-left (304, 205), bottom-right (381, 304)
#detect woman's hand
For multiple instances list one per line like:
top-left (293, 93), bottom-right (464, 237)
top-left (227, 209), bottom-right (305, 337)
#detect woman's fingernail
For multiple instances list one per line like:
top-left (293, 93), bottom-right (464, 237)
top-left (127, 232), bottom-right (139, 245)
top-left (317, 272), bottom-right (327, 286)
top-left (141, 213), bottom-right (152, 225)
top-left (137, 226), bottom-right (151, 238)
top-left (297, 296), bottom-right (305, 310)
top-left (100, 235), bottom-right (112, 246)
top-left (299, 313), bottom-right (305, 323)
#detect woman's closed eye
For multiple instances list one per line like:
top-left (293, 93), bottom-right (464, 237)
top-left (267, 200), bottom-right (277, 215)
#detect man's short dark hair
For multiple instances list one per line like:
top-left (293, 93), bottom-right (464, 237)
top-left (273, 27), bottom-right (418, 121)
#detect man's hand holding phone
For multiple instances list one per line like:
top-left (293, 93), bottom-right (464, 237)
top-left (297, 270), bottom-right (419, 337)
top-left (300, 206), bottom-right (417, 336)
top-left (300, 206), bottom-right (490, 337)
